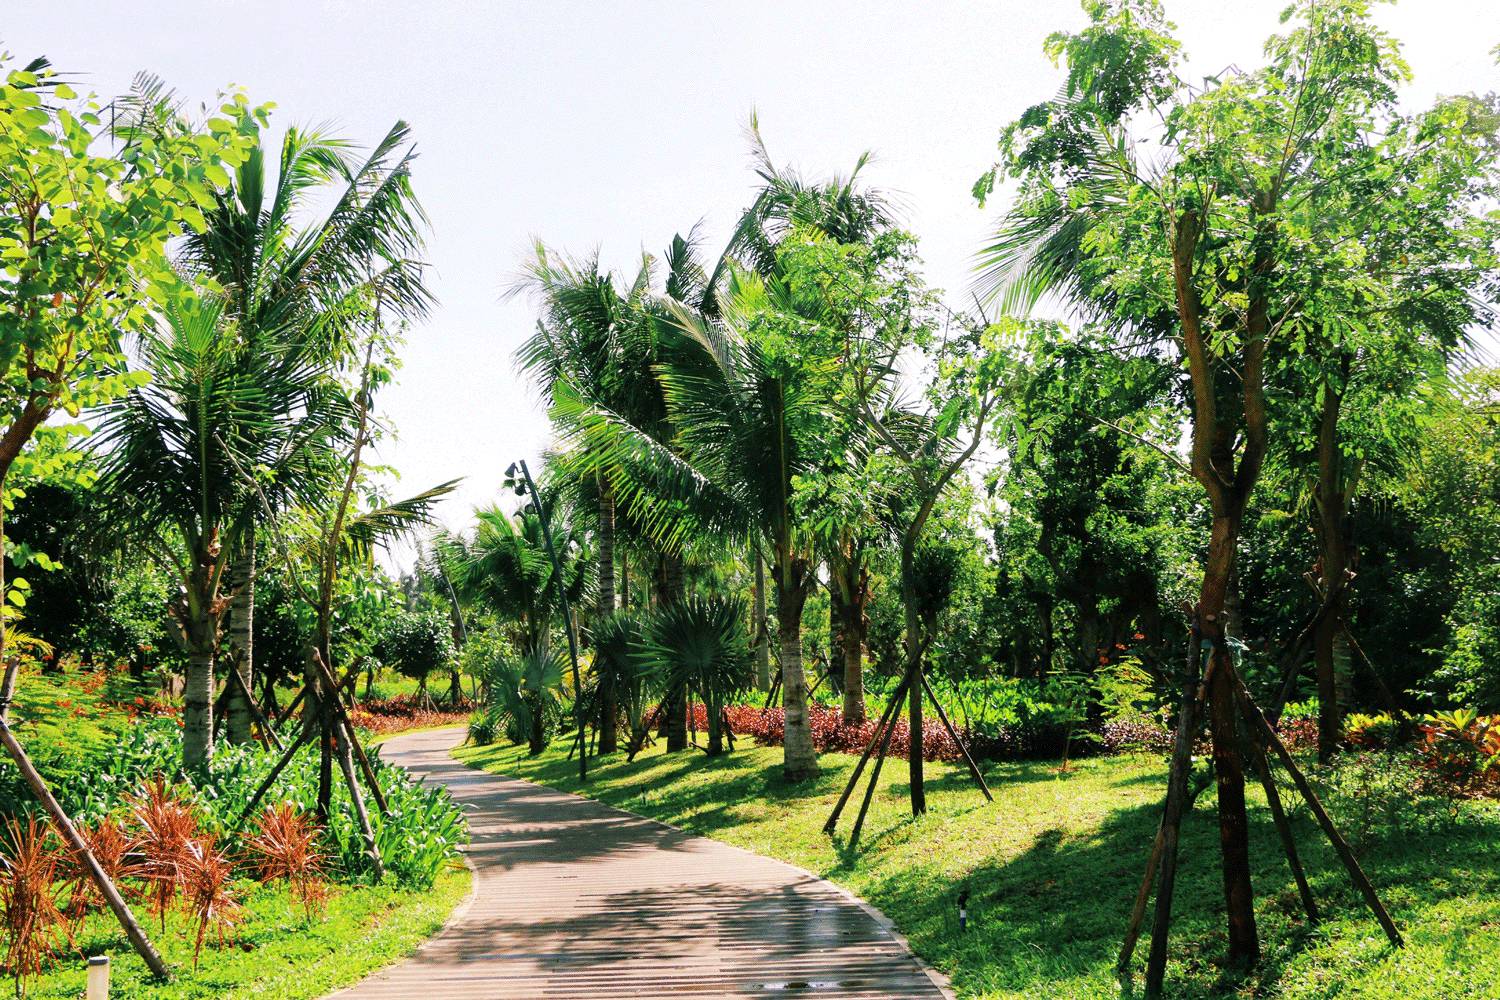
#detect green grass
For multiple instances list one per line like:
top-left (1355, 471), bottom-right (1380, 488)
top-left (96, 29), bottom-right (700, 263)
top-left (26, 866), bottom-right (470, 999)
top-left (454, 736), bottom-right (1500, 999)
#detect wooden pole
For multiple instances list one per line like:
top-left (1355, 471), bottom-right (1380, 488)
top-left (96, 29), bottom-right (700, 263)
top-left (1230, 666), bottom-right (1403, 947)
top-left (1143, 620), bottom-right (1210, 998)
top-left (824, 673), bottom-right (910, 833)
top-left (919, 671), bottom-right (992, 801)
top-left (335, 720), bottom-right (384, 882)
top-left (309, 652), bottom-right (389, 816)
top-left (0, 720), bottom-right (171, 980)
top-left (1248, 733), bottom-right (1319, 925)
top-left (849, 696), bottom-right (902, 848)
top-left (231, 726), bottom-right (314, 832)
top-left (227, 661), bottom-right (283, 752)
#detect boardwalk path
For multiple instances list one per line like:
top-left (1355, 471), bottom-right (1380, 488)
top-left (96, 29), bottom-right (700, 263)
top-left (333, 727), bottom-right (950, 999)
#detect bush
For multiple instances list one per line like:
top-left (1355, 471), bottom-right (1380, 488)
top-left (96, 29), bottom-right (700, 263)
top-left (42, 716), bottom-right (465, 888)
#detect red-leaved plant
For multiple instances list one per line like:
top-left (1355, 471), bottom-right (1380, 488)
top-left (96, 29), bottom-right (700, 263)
top-left (61, 818), bottom-right (141, 933)
top-left (179, 835), bottom-right (241, 968)
top-left (128, 777), bottom-right (200, 931)
top-left (0, 817), bottom-right (67, 996)
top-left (244, 804), bottom-right (330, 919)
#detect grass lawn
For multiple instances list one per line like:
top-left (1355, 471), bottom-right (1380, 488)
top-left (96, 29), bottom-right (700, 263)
top-left (24, 868), bottom-right (470, 999)
top-left (455, 735), bottom-right (1500, 999)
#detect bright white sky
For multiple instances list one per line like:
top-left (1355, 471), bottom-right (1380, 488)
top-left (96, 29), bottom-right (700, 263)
top-left (6, 1), bottom-right (1497, 563)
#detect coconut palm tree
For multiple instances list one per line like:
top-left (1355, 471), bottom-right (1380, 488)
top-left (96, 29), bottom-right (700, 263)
top-left (92, 290), bottom-right (343, 770)
top-left (176, 120), bottom-right (431, 745)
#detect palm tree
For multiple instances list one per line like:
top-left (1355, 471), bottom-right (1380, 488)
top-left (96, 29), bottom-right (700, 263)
top-left (92, 291), bottom-right (341, 770)
top-left (640, 596), bottom-right (753, 756)
top-left (175, 120), bottom-right (430, 746)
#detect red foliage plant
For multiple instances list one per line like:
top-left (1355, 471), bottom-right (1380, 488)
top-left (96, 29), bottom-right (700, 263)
top-left (128, 777), bottom-right (200, 931)
top-left (0, 817), bottom-right (67, 995)
top-left (179, 834), bottom-right (241, 968)
top-left (244, 804), bottom-right (330, 919)
top-left (62, 818), bottom-right (141, 932)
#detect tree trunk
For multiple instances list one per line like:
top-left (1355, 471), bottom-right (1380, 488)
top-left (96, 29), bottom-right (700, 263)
top-left (597, 484), bottom-right (618, 754)
top-left (841, 569), bottom-right (867, 726)
top-left (753, 549), bottom-right (770, 691)
top-left (1314, 373), bottom-right (1349, 763)
top-left (225, 543), bottom-right (256, 745)
top-left (183, 642), bottom-right (215, 772)
top-left (528, 693), bottom-right (545, 755)
top-left (901, 549), bottom-right (927, 815)
top-left (1199, 512), bottom-right (1260, 967)
top-left (776, 573), bottom-right (818, 779)
top-left (658, 551), bottom-right (688, 751)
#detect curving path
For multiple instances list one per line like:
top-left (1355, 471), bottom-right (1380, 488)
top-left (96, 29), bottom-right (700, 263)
top-left (332, 727), bottom-right (951, 999)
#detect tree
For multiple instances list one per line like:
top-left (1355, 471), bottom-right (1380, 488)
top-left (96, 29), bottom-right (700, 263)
top-left (177, 119), bottom-right (432, 746)
top-left (976, 0), bottom-right (1476, 978)
top-left (0, 61), bottom-right (257, 715)
top-left (375, 609), bottom-right (456, 701)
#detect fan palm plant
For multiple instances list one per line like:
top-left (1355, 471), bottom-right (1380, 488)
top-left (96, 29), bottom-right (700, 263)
top-left (640, 597), bottom-right (752, 756)
top-left (476, 647), bottom-right (568, 755)
top-left (590, 611), bottom-right (659, 760)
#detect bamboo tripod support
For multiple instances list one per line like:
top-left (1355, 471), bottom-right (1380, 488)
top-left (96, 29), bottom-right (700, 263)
top-left (824, 663), bottom-right (992, 848)
top-left (1123, 627), bottom-right (1402, 998)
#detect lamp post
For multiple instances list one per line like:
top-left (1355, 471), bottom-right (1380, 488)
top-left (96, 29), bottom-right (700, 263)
top-left (507, 460), bottom-right (586, 782)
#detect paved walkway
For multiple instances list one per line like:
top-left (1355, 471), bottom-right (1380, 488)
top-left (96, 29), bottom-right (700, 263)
top-left (333, 727), bottom-right (950, 999)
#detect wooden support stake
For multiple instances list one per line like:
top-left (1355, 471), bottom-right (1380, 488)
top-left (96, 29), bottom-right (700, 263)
top-left (309, 652), bottom-right (389, 816)
top-left (227, 661), bottom-right (283, 752)
top-left (1144, 622), bottom-right (1211, 998)
top-left (335, 719), bottom-right (384, 882)
top-left (824, 674), bottom-right (911, 833)
top-left (231, 726), bottom-right (314, 833)
top-left (1248, 731), bottom-right (1319, 925)
top-left (0, 720), bottom-right (171, 980)
top-left (1230, 666), bottom-right (1402, 948)
top-left (919, 671), bottom-right (992, 801)
top-left (850, 695), bottom-right (903, 849)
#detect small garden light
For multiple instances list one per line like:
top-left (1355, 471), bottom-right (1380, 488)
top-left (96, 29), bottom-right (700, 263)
top-left (957, 888), bottom-right (970, 932)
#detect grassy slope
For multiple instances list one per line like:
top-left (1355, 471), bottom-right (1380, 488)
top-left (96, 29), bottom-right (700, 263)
top-left (28, 867), bottom-right (470, 999)
top-left (455, 736), bottom-right (1500, 999)
top-left (0, 666), bottom-right (473, 999)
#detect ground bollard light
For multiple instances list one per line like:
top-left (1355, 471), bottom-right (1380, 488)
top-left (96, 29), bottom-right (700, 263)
top-left (86, 955), bottom-right (109, 999)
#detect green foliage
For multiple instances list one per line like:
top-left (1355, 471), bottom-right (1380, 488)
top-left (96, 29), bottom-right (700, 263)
top-left (639, 596), bottom-right (753, 754)
top-left (375, 609), bottom-right (456, 691)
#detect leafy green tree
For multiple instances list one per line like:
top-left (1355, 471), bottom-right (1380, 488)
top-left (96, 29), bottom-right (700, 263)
top-left (0, 58), bottom-right (258, 714)
top-left (375, 609), bottom-right (456, 701)
top-left (976, 0), bottom-right (1495, 973)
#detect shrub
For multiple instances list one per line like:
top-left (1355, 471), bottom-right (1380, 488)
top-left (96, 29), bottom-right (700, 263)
top-left (128, 777), bottom-right (200, 931)
top-left (244, 804), bottom-right (330, 920)
top-left (62, 818), bottom-right (140, 931)
top-left (467, 712), bottom-right (498, 746)
top-left (1414, 710), bottom-right (1500, 797)
top-left (375, 610), bottom-right (457, 702)
top-left (1344, 711), bottom-right (1400, 749)
top-left (0, 817), bottom-right (66, 995)
top-left (179, 834), bottom-right (241, 968)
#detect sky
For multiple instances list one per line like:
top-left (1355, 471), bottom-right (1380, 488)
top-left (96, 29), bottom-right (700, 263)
top-left (6, 0), bottom-right (1497, 563)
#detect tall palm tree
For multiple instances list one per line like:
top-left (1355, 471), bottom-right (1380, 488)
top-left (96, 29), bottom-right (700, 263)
top-left (557, 267), bottom-right (838, 779)
top-left (176, 121), bottom-right (430, 745)
top-left (92, 290), bottom-right (342, 770)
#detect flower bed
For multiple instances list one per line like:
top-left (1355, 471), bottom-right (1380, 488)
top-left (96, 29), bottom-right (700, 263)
top-left (348, 694), bottom-right (473, 737)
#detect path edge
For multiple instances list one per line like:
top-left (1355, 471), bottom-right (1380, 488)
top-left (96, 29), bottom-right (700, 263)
top-left (446, 734), bottom-right (958, 1000)
top-left (326, 727), bottom-right (479, 999)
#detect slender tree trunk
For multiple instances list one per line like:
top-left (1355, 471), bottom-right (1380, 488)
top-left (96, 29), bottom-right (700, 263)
top-left (597, 484), bottom-right (618, 754)
top-left (1199, 512), bottom-right (1260, 967)
top-left (301, 645), bottom-right (324, 742)
top-left (753, 549), bottom-right (770, 691)
top-left (829, 583), bottom-right (844, 696)
top-left (1314, 373), bottom-right (1349, 763)
top-left (901, 544), bottom-right (926, 815)
top-left (225, 543), bottom-right (256, 745)
top-left (776, 571), bottom-right (818, 779)
top-left (659, 552), bottom-right (687, 751)
top-left (841, 568), bottom-right (867, 726)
